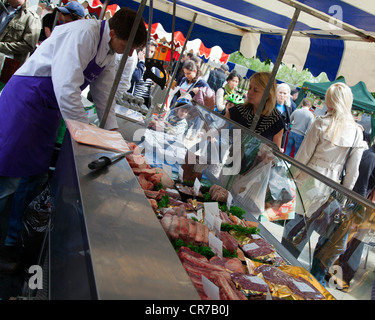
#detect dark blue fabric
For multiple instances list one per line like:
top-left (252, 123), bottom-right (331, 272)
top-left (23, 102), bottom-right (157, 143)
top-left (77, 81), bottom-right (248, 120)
top-left (256, 34), bottom-right (282, 64)
top-left (304, 38), bottom-right (344, 80)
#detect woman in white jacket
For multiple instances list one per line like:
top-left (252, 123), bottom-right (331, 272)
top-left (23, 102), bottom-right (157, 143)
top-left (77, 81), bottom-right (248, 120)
top-left (282, 83), bottom-right (367, 284)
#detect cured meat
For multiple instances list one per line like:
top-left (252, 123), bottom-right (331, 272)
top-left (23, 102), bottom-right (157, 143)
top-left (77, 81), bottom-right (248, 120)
top-left (178, 247), bottom-right (208, 262)
top-left (241, 238), bottom-right (275, 261)
top-left (188, 220), bottom-right (198, 246)
top-left (168, 197), bottom-right (195, 210)
top-left (230, 273), bottom-right (269, 297)
top-left (209, 184), bottom-right (229, 202)
top-left (143, 189), bottom-right (166, 200)
top-left (179, 217), bottom-right (190, 243)
top-left (220, 231), bottom-right (238, 254)
top-left (132, 167), bottom-right (157, 177)
top-left (194, 222), bottom-right (206, 246)
top-left (176, 184), bottom-right (203, 198)
top-left (168, 215), bottom-right (181, 241)
top-left (161, 214), bottom-right (173, 233)
top-left (209, 256), bottom-right (245, 273)
top-left (218, 210), bottom-right (233, 225)
top-left (149, 172), bottom-right (163, 187)
top-left (126, 154), bottom-right (149, 169)
top-left (138, 173), bottom-right (154, 190)
top-left (148, 199), bottom-right (158, 212)
top-left (164, 188), bottom-right (181, 199)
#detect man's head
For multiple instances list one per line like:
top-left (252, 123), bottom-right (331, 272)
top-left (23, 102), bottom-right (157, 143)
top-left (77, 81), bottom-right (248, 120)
top-left (108, 8), bottom-right (147, 55)
top-left (57, 1), bottom-right (85, 23)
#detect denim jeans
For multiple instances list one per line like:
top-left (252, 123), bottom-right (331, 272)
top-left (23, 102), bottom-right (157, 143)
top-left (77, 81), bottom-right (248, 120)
top-left (285, 131), bottom-right (305, 157)
top-left (0, 174), bottom-right (48, 246)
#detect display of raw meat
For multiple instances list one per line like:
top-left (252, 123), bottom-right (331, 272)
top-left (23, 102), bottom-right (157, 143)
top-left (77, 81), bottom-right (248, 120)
top-left (209, 184), bottom-right (229, 202)
top-left (176, 184), bottom-right (203, 198)
top-left (209, 256), bottom-right (245, 273)
top-left (143, 189), bottom-right (166, 200)
top-left (164, 188), bottom-right (181, 199)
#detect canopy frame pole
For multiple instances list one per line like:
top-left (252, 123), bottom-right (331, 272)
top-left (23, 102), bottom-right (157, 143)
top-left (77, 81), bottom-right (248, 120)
top-left (99, 0), bottom-right (109, 20)
top-left (279, 0), bottom-right (375, 42)
top-left (99, 0), bottom-right (147, 128)
top-left (168, 0), bottom-right (177, 75)
top-left (145, 0), bottom-right (153, 59)
top-left (250, 8), bottom-right (300, 132)
top-left (157, 13), bottom-right (197, 116)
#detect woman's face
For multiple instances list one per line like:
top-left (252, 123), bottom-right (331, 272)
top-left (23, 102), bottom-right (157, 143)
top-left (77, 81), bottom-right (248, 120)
top-left (227, 77), bottom-right (239, 90)
top-left (183, 68), bottom-right (197, 82)
top-left (246, 78), bottom-right (264, 107)
top-left (276, 87), bottom-right (289, 105)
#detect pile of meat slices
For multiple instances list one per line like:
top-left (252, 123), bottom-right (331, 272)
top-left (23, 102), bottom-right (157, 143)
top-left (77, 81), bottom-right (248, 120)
top-left (124, 142), bottom-right (326, 300)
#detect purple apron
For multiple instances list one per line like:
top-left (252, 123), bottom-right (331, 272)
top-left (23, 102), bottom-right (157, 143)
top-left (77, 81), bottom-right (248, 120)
top-left (0, 21), bottom-right (107, 177)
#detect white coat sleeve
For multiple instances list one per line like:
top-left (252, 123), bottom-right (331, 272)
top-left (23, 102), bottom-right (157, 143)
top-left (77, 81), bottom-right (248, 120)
top-left (50, 27), bottom-right (97, 125)
top-left (90, 59), bottom-right (119, 130)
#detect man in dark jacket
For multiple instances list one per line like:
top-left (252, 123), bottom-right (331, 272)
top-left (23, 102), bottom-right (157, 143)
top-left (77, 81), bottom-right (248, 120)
top-left (0, 0), bottom-right (41, 65)
top-left (206, 64), bottom-right (229, 92)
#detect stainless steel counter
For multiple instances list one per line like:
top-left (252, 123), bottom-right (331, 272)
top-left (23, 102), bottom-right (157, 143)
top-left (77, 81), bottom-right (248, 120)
top-left (49, 132), bottom-right (199, 300)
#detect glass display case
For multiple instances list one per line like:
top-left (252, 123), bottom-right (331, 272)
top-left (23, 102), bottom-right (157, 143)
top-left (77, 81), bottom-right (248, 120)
top-left (115, 100), bottom-right (375, 300)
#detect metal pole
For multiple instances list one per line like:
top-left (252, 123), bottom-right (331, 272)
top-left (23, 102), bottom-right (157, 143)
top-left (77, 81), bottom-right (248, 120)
top-left (157, 13), bottom-right (197, 115)
top-left (250, 8), bottom-right (300, 131)
top-left (168, 0), bottom-right (177, 75)
top-left (99, 0), bottom-right (109, 20)
top-left (0, 0), bottom-right (9, 14)
top-left (146, 0), bottom-right (153, 59)
top-left (99, 0), bottom-right (147, 128)
top-left (52, 0), bottom-right (63, 31)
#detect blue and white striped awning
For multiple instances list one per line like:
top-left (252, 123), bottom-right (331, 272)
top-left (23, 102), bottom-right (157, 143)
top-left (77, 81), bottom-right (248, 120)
top-left (119, 0), bottom-right (375, 91)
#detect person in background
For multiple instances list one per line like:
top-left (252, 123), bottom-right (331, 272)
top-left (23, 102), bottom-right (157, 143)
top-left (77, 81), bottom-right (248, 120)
top-left (225, 72), bottom-right (284, 149)
top-left (291, 89), bottom-right (299, 102)
top-left (215, 70), bottom-right (241, 114)
top-left (170, 59), bottom-right (209, 108)
top-left (332, 139), bottom-right (375, 290)
top-left (39, 1), bottom-right (85, 42)
top-left (284, 98), bottom-right (314, 157)
top-left (0, 8), bottom-right (147, 273)
top-left (0, 0), bottom-right (41, 65)
top-left (281, 83), bottom-right (367, 284)
top-left (276, 83), bottom-right (296, 149)
top-left (114, 49), bottom-right (137, 103)
top-left (129, 39), bottom-right (159, 108)
top-left (205, 63), bottom-right (229, 92)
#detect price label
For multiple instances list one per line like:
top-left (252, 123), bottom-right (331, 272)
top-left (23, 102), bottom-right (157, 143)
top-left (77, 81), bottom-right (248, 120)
top-left (193, 178), bottom-right (201, 196)
top-left (202, 275), bottom-right (220, 300)
top-left (227, 192), bottom-right (233, 210)
top-left (204, 210), bottom-right (215, 230)
top-left (162, 164), bottom-right (173, 178)
top-left (209, 232), bottom-right (223, 258)
top-left (196, 208), bottom-right (203, 221)
top-left (178, 166), bottom-right (184, 182)
top-left (204, 202), bottom-right (220, 217)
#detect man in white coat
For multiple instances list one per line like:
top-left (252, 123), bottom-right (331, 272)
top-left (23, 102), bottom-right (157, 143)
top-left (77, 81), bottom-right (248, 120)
top-left (0, 7), bottom-right (147, 273)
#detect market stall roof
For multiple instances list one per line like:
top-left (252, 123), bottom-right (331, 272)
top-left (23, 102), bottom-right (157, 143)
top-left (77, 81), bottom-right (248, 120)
top-left (147, 22), bottom-right (230, 63)
top-left (118, 0), bottom-right (375, 91)
top-left (299, 78), bottom-right (375, 113)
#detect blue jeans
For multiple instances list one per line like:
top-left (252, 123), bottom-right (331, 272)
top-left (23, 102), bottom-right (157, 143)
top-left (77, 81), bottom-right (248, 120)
top-left (285, 131), bottom-right (305, 157)
top-left (0, 174), bottom-right (48, 246)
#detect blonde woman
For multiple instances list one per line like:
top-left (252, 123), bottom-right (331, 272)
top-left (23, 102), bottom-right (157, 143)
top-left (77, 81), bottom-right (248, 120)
top-left (225, 72), bottom-right (284, 149)
top-left (282, 83), bottom-right (367, 283)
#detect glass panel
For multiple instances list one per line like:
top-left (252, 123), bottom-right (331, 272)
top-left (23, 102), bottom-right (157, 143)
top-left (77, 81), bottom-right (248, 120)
top-left (126, 102), bottom-right (375, 300)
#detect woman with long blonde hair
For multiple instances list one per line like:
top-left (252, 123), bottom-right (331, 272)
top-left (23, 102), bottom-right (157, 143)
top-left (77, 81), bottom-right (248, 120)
top-left (282, 82), bottom-right (367, 286)
top-left (225, 72), bottom-right (284, 148)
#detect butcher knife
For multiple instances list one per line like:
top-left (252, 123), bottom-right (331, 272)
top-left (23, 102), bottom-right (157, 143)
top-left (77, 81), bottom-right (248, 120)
top-left (88, 150), bottom-right (134, 170)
